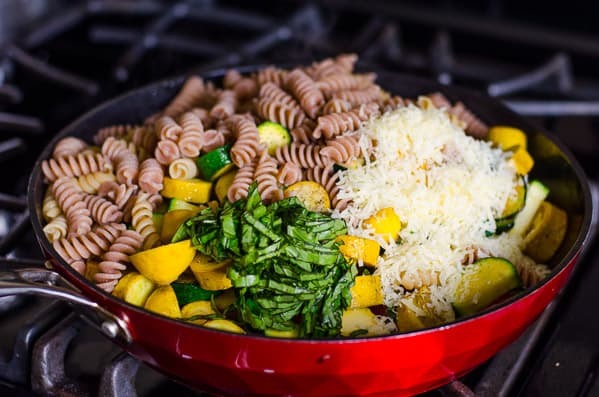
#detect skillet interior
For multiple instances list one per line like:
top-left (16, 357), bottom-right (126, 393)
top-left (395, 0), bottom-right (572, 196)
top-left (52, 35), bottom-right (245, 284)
top-left (27, 64), bottom-right (593, 338)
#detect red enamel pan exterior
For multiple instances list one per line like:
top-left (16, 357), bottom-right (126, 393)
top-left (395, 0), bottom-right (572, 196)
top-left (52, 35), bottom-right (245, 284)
top-left (26, 67), bottom-right (593, 396)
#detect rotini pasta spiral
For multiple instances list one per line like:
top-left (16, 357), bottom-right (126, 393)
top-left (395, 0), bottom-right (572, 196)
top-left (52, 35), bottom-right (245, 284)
top-left (305, 166), bottom-right (350, 211)
top-left (83, 194), bottom-right (123, 224)
top-left (130, 125), bottom-right (158, 154)
top-left (98, 181), bottom-right (138, 210)
top-left (113, 150), bottom-right (139, 185)
top-left (229, 115), bottom-right (261, 167)
top-left (155, 116), bottom-right (183, 142)
top-left (259, 82), bottom-right (302, 111)
top-left (312, 103), bottom-right (380, 139)
top-left (227, 157), bottom-right (258, 202)
top-left (138, 158), bottom-right (164, 194)
top-left (317, 73), bottom-right (377, 96)
top-left (321, 135), bottom-right (362, 164)
top-left (398, 268), bottom-right (438, 291)
top-left (52, 176), bottom-right (93, 236)
top-left (210, 90), bottom-right (237, 120)
top-left (168, 158), bottom-right (198, 180)
top-left (274, 142), bottom-right (330, 169)
top-left (332, 86), bottom-right (382, 107)
top-left (77, 172), bottom-right (116, 194)
top-left (93, 124), bottom-right (135, 145)
top-left (178, 112), bottom-right (204, 157)
top-left (163, 76), bottom-right (205, 118)
top-left (224, 69), bottom-right (258, 100)
top-left (224, 69), bottom-right (242, 88)
top-left (286, 69), bottom-right (325, 119)
top-left (515, 256), bottom-right (551, 288)
top-left (95, 229), bottom-right (144, 292)
top-left (254, 151), bottom-right (283, 203)
top-left (322, 98), bottom-right (352, 115)
top-left (201, 129), bottom-right (226, 153)
top-left (425, 92), bottom-right (488, 138)
top-left (276, 162), bottom-right (303, 186)
top-left (42, 189), bottom-right (62, 222)
top-left (255, 98), bottom-right (305, 130)
top-left (43, 214), bottom-right (67, 243)
top-left (41, 152), bottom-right (110, 182)
top-left (52, 223), bottom-right (125, 268)
top-left (154, 139), bottom-right (181, 165)
top-left (254, 66), bottom-right (287, 88)
top-left (307, 53), bottom-right (358, 80)
top-left (53, 137), bottom-right (88, 159)
top-left (131, 192), bottom-right (161, 249)
top-left (290, 119), bottom-right (316, 145)
top-left (190, 107), bottom-right (213, 128)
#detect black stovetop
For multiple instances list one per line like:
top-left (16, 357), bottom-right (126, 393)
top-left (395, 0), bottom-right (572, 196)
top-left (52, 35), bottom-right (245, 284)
top-left (1, 1), bottom-right (599, 396)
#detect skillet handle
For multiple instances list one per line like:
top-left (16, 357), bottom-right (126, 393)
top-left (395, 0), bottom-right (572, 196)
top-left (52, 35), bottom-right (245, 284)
top-left (0, 265), bottom-right (132, 345)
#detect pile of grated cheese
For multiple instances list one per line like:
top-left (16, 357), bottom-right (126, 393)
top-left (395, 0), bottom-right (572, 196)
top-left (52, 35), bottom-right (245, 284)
top-left (334, 105), bottom-right (529, 315)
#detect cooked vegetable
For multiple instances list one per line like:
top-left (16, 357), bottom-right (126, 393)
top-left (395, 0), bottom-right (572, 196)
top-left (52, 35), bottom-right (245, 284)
top-left (130, 240), bottom-right (196, 285)
top-left (350, 275), bottom-right (384, 308)
top-left (172, 282), bottom-right (220, 307)
top-left (167, 198), bottom-right (201, 212)
top-left (214, 289), bottom-right (236, 311)
top-left (510, 147), bottom-right (534, 175)
top-left (113, 272), bottom-right (155, 307)
top-left (181, 300), bottom-right (216, 325)
top-left (190, 254), bottom-right (233, 291)
top-left (488, 126), bottom-right (527, 150)
top-left (84, 260), bottom-right (99, 281)
top-left (161, 177), bottom-right (212, 203)
top-left (453, 257), bottom-right (521, 317)
top-left (363, 207), bottom-right (402, 243)
top-left (523, 201), bottom-right (568, 262)
top-left (214, 170), bottom-right (236, 204)
top-left (203, 319), bottom-right (246, 334)
top-left (144, 285), bottom-right (182, 318)
top-left (173, 183), bottom-right (356, 337)
top-left (340, 308), bottom-right (394, 337)
top-left (265, 327), bottom-right (299, 338)
top-left (196, 145), bottom-right (234, 181)
top-left (336, 235), bottom-right (380, 267)
top-left (395, 287), bottom-right (450, 332)
top-left (510, 180), bottom-right (549, 237)
top-left (258, 121), bottom-right (291, 156)
top-left (161, 209), bottom-right (197, 242)
top-left (493, 179), bottom-right (527, 235)
top-left (152, 213), bottom-right (164, 234)
top-left (284, 181), bottom-right (330, 212)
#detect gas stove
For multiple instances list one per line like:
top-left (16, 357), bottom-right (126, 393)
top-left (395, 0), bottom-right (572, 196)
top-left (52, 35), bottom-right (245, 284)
top-left (1, 1), bottom-right (598, 396)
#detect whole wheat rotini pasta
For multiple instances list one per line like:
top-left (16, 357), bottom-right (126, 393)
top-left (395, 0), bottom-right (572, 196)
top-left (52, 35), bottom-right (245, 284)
top-left (285, 69), bottom-right (325, 119)
top-left (317, 73), bottom-right (377, 96)
top-left (290, 119), bottom-right (316, 145)
top-left (98, 181), bottom-right (138, 210)
top-left (307, 53), bottom-right (358, 80)
top-left (52, 223), bottom-right (124, 267)
top-left (41, 152), bottom-right (110, 182)
top-left (259, 82), bottom-right (303, 111)
top-left (138, 158), bottom-right (164, 194)
top-left (95, 229), bottom-right (144, 292)
top-left (321, 135), bottom-right (362, 164)
top-left (93, 124), bottom-right (135, 145)
top-left (178, 112), bottom-right (204, 157)
top-left (253, 151), bottom-right (283, 203)
top-left (255, 98), bottom-right (305, 130)
top-left (276, 162), bottom-right (303, 186)
top-left (227, 157), bottom-right (258, 202)
top-left (155, 116), bottom-right (183, 142)
top-left (322, 98), bottom-right (353, 115)
top-left (53, 137), bottom-right (88, 159)
top-left (312, 103), bottom-right (380, 139)
top-left (229, 115), bottom-right (261, 167)
top-left (83, 194), bottom-right (123, 225)
top-left (305, 165), bottom-right (351, 211)
top-left (201, 129), bottom-right (226, 153)
top-left (274, 142), bottom-right (330, 169)
top-left (130, 125), bottom-right (158, 154)
top-left (254, 66), bottom-right (287, 87)
top-left (154, 139), bottom-right (181, 165)
top-left (52, 176), bottom-right (93, 236)
top-left (332, 86), bottom-right (382, 107)
top-left (168, 158), bottom-right (198, 180)
top-left (210, 90), bottom-right (237, 120)
top-left (162, 76), bottom-right (206, 118)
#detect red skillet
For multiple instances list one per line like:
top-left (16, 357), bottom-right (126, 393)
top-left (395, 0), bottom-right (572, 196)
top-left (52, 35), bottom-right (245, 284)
top-left (0, 66), bottom-right (593, 396)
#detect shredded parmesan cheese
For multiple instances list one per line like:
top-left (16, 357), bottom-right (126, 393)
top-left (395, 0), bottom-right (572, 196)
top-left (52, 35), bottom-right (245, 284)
top-left (334, 105), bottom-right (527, 311)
